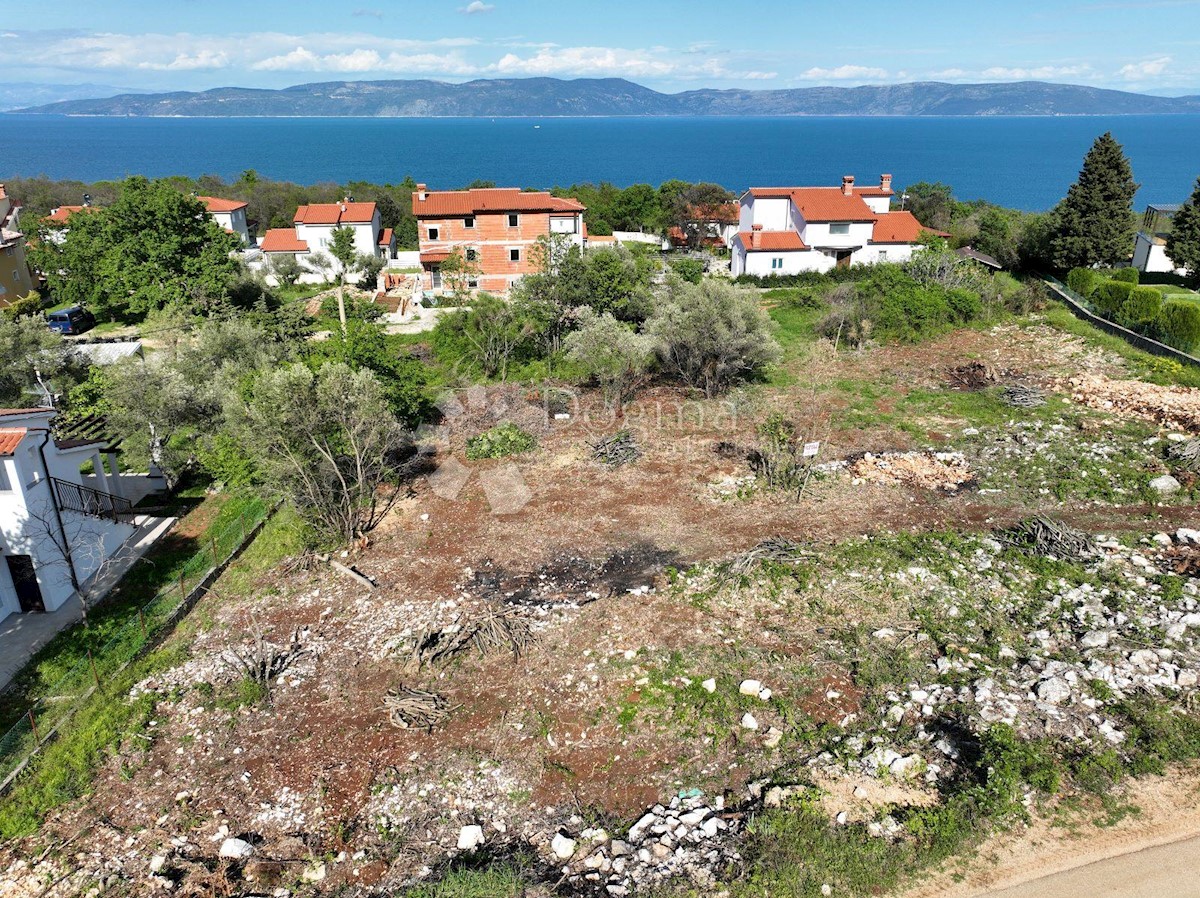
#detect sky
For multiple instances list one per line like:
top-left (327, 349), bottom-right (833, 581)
top-left (2, 0), bottom-right (1199, 95)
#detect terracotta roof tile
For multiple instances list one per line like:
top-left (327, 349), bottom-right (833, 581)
top-left (871, 211), bottom-right (943, 243)
top-left (260, 228), bottom-right (309, 253)
top-left (419, 250), bottom-right (452, 264)
top-left (294, 202), bottom-right (377, 225)
top-left (736, 231), bottom-right (809, 252)
top-left (198, 196), bottom-right (248, 213)
top-left (47, 205), bottom-right (96, 222)
top-left (378, 228), bottom-right (394, 247)
top-left (748, 187), bottom-right (877, 223)
top-left (413, 188), bottom-right (585, 218)
top-left (0, 428), bottom-right (26, 456)
top-left (0, 408), bottom-right (52, 417)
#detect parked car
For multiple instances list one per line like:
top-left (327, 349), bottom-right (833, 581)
top-left (46, 306), bottom-right (96, 335)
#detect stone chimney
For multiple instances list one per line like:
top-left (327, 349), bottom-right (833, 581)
top-left (417, 183), bottom-right (428, 202)
top-left (880, 174), bottom-right (893, 193)
top-left (751, 223), bottom-right (763, 249)
top-left (842, 175), bottom-right (855, 196)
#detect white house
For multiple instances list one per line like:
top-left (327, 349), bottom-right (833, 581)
top-left (0, 408), bottom-right (161, 620)
top-left (1133, 204), bottom-right (1187, 275)
top-left (261, 200), bottom-right (396, 273)
top-left (199, 196), bottom-right (251, 245)
top-left (730, 175), bottom-right (943, 277)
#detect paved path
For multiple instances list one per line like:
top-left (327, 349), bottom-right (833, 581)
top-left (980, 835), bottom-right (1200, 898)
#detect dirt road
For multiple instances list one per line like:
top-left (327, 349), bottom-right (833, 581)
top-left (980, 835), bottom-right (1200, 898)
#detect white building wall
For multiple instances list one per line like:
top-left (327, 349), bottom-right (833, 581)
top-left (738, 248), bottom-right (834, 276)
top-left (210, 208), bottom-right (251, 245)
top-left (862, 196), bottom-right (891, 215)
top-left (1133, 234), bottom-right (1183, 274)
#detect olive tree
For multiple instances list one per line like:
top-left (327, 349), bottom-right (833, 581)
top-left (564, 308), bottom-right (656, 407)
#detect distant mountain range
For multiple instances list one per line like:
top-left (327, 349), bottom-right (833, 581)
top-left (0, 82), bottom-right (150, 112)
top-left (11, 77), bottom-right (1200, 117)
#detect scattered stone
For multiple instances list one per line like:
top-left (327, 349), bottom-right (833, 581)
top-left (1036, 677), bottom-right (1071, 705)
top-left (148, 856), bottom-right (167, 874)
top-left (457, 825), bottom-right (485, 851)
top-left (551, 833), bottom-right (578, 860)
top-left (741, 712), bottom-right (759, 731)
top-left (1150, 474), bottom-right (1182, 496)
top-left (739, 679), bottom-right (763, 696)
top-left (218, 838), bottom-right (255, 860)
top-left (1080, 630), bottom-right (1111, 649)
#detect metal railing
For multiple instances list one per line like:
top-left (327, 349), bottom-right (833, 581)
top-left (51, 477), bottom-right (134, 522)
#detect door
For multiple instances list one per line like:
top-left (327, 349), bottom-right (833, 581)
top-left (836, 250), bottom-right (853, 269)
top-left (6, 555), bottom-right (45, 613)
top-left (430, 266), bottom-right (443, 290)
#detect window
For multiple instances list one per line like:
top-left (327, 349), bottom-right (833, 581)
top-left (467, 276), bottom-right (479, 288)
top-left (878, 250), bottom-right (888, 260)
top-left (830, 222), bottom-right (851, 235)
top-left (0, 460), bottom-right (11, 492)
top-left (464, 216), bottom-right (476, 229)
top-left (509, 248), bottom-right (521, 262)
top-left (508, 214), bottom-right (520, 227)
top-left (771, 257), bottom-right (784, 270)
top-left (428, 226), bottom-right (440, 241)
top-left (466, 249), bottom-right (479, 262)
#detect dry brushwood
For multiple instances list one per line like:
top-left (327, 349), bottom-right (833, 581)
top-left (997, 515), bottom-right (1093, 559)
top-left (406, 605), bottom-right (534, 672)
top-left (1167, 437), bottom-right (1200, 472)
top-left (384, 687), bottom-right (454, 730)
top-left (1002, 383), bottom-right (1046, 408)
top-left (725, 537), bottom-right (813, 578)
top-left (591, 429), bottom-right (640, 466)
top-left (222, 621), bottom-right (312, 703)
top-left (948, 361), bottom-right (1001, 391)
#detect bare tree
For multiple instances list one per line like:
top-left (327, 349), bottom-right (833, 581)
top-left (23, 499), bottom-right (125, 625)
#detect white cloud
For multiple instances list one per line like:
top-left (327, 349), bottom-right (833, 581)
top-left (1118, 56), bottom-right (1171, 79)
top-left (252, 46), bottom-right (477, 75)
top-left (461, 1), bottom-right (494, 13)
top-left (981, 64), bottom-right (1090, 80)
top-left (930, 68), bottom-right (968, 79)
top-left (493, 46), bottom-right (677, 78)
top-left (799, 64), bottom-right (888, 81)
top-left (742, 71), bottom-right (778, 80)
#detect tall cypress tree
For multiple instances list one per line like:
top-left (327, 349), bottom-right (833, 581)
top-left (1166, 177), bottom-right (1200, 284)
top-left (1048, 132), bottom-right (1139, 269)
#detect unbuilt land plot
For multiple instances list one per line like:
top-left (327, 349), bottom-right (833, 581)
top-left (5, 309), bottom-right (1200, 898)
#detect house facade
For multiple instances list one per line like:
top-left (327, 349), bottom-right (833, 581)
top-left (0, 408), bottom-right (140, 620)
top-left (412, 186), bottom-right (585, 293)
top-left (1133, 204), bottom-right (1187, 275)
top-left (199, 196), bottom-right (251, 245)
top-left (261, 200), bottom-right (396, 271)
top-left (730, 175), bottom-right (939, 277)
top-left (0, 184), bottom-right (35, 306)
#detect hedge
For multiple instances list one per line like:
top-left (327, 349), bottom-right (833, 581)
top-left (1094, 280), bottom-right (1135, 316)
top-left (1112, 267), bottom-right (1140, 285)
top-left (1066, 267), bottom-right (1101, 298)
top-left (1156, 300), bottom-right (1200, 353)
top-left (1116, 286), bottom-right (1163, 330)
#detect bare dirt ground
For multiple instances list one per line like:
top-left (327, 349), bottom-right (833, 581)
top-left (4, 319), bottom-right (1200, 897)
top-left (902, 764), bottom-right (1200, 898)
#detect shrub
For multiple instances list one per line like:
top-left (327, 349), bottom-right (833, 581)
top-left (1155, 299), bottom-right (1200, 352)
top-left (1116, 286), bottom-right (1163, 331)
top-left (2, 291), bottom-right (45, 320)
top-left (465, 422), bottom-right (537, 459)
top-left (645, 280), bottom-right (781, 398)
top-left (1093, 279), bottom-right (1134, 316)
top-left (1112, 267), bottom-right (1140, 284)
top-left (669, 258), bottom-right (705, 284)
top-left (564, 308), bottom-right (656, 407)
top-left (1066, 267), bottom-right (1101, 297)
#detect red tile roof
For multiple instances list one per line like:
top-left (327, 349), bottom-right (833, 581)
top-left (378, 227), bottom-right (394, 247)
top-left (736, 231), bottom-right (809, 252)
top-left (871, 211), bottom-right (944, 244)
top-left (47, 205), bottom-right (96, 222)
top-left (688, 202), bottom-right (740, 223)
top-left (748, 187), bottom-right (877, 223)
top-left (413, 188), bottom-right (585, 218)
top-left (199, 196), bottom-right (248, 213)
top-left (260, 228), bottom-right (309, 253)
top-left (0, 408), bottom-right (52, 417)
top-left (294, 202), bottom-right (377, 225)
top-left (853, 187), bottom-right (895, 197)
top-left (419, 250), bottom-right (452, 264)
top-left (0, 428), bottom-right (26, 456)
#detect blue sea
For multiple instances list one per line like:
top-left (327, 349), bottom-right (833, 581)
top-left (2, 114), bottom-right (1199, 211)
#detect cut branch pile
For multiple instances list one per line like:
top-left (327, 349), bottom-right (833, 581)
top-left (384, 687), bottom-right (454, 730)
top-left (947, 361), bottom-right (1002, 391)
top-left (725, 537), bottom-right (813, 578)
top-left (1002, 383), bottom-right (1047, 408)
top-left (997, 515), bottom-right (1093, 559)
top-left (406, 605), bottom-right (534, 672)
top-left (1168, 437), bottom-right (1200, 472)
top-left (591, 429), bottom-right (640, 467)
top-left (222, 622), bottom-right (311, 703)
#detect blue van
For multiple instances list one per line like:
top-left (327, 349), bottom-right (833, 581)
top-left (46, 306), bottom-right (96, 335)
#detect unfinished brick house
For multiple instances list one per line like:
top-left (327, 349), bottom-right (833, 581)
top-left (412, 185), bottom-right (585, 294)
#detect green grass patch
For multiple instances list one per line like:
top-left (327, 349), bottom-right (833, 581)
top-left (465, 423), bottom-right (537, 460)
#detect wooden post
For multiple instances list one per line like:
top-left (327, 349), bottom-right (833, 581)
top-left (139, 609), bottom-right (147, 637)
top-left (27, 709), bottom-right (38, 744)
top-left (88, 650), bottom-right (99, 687)
top-left (211, 535), bottom-right (219, 566)
top-left (179, 572), bottom-right (186, 599)
top-left (240, 511), bottom-right (247, 542)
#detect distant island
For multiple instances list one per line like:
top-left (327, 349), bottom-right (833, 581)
top-left (11, 77), bottom-right (1200, 118)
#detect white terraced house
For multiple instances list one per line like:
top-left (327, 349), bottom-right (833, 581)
top-left (0, 408), bottom-right (165, 621)
top-left (260, 200), bottom-right (396, 268)
top-left (199, 196), bottom-right (251, 245)
top-left (730, 174), bottom-right (945, 277)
